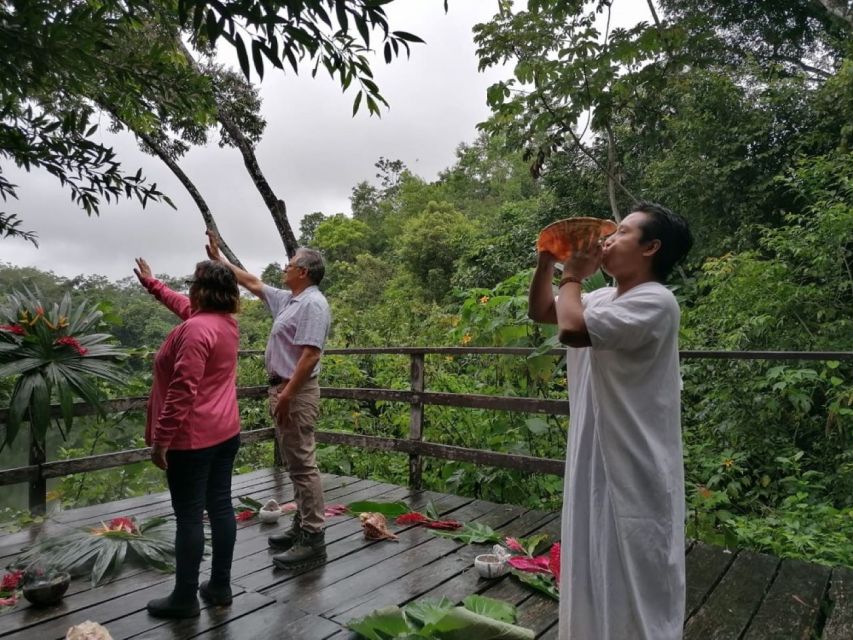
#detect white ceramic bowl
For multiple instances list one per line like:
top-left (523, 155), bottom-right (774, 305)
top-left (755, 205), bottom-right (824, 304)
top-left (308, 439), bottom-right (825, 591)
top-left (474, 553), bottom-right (509, 579)
top-left (258, 508), bottom-right (281, 524)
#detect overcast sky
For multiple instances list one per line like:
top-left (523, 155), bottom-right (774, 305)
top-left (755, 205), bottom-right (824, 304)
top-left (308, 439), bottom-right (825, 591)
top-left (2, 2), bottom-right (651, 282)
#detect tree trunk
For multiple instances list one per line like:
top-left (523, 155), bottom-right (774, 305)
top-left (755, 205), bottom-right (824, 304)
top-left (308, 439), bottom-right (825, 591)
top-left (28, 433), bottom-right (46, 516)
top-left (605, 123), bottom-right (625, 222)
top-left (135, 130), bottom-right (246, 268)
top-left (178, 42), bottom-right (299, 258)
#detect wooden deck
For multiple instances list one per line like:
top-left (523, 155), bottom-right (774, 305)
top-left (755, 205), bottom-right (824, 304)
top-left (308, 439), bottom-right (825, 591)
top-left (0, 468), bottom-right (850, 639)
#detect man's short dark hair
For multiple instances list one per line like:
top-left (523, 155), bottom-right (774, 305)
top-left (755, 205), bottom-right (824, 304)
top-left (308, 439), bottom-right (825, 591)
top-left (293, 248), bottom-right (325, 285)
top-left (193, 260), bottom-right (240, 313)
top-left (633, 201), bottom-right (693, 282)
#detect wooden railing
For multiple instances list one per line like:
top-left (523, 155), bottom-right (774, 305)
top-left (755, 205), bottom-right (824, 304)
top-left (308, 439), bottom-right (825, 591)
top-left (1, 347), bottom-right (851, 514)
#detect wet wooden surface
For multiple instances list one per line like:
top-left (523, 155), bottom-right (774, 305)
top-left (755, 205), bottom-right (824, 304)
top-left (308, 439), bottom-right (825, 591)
top-left (0, 468), bottom-right (847, 639)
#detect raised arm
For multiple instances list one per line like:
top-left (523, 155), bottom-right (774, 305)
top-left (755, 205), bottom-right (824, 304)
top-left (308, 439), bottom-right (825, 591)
top-left (205, 231), bottom-right (265, 299)
top-left (134, 258), bottom-right (191, 320)
top-left (528, 251), bottom-right (558, 324)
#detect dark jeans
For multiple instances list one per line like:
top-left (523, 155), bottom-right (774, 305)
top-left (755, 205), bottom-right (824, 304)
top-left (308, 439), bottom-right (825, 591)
top-left (166, 434), bottom-right (240, 600)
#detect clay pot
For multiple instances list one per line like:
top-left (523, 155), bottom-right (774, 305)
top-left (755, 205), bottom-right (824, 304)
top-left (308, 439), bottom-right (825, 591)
top-left (22, 572), bottom-right (70, 607)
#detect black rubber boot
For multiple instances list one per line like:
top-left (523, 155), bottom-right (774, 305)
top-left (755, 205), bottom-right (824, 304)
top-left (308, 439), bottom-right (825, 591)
top-left (268, 512), bottom-right (302, 550)
top-left (199, 580), bottom-right (233, 606)
top-left (272, 529), bottom-right (327, 570)
top-left (146, 592), bottom-right (200, 619)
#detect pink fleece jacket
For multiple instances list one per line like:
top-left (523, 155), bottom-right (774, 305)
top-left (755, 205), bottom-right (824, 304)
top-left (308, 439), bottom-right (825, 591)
top-left (142, 277), bottom-right (240, 450)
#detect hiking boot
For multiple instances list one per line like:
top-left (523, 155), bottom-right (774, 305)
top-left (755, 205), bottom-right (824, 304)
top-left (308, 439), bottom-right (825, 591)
top-left (199, 580), bottom-right (233, 606)
top-left (146, 593), bottom-right (200, 619)
top-left (272, 529), bottom-right (327, 570)
top-left (268, 512), bottom-right (302, 550)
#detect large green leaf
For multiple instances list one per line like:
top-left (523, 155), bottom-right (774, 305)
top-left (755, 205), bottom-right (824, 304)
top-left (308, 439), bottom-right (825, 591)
top-left (347, 500), bottom-right (411, 517)
top-left (461, 595), bottom-right (517, 623)
top-left (431, 522), bottom-right (501, 544)
top-left (91, 538), bottom-right (122, 586)
top-left (347, 605), bottom-right (411, 640)
top-left (402, 596), bottom-right (454, 630)
top-left (429, 606), bottom-right (534, 640)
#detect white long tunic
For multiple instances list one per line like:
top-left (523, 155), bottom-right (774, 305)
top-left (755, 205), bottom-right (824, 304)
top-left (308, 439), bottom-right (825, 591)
top-left (559, 282), bottom-right (685, 640)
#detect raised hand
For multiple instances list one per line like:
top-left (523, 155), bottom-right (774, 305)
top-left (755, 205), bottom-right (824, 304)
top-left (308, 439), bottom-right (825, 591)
top-left (205, 230), bottom-right (222, 262)
top-left (563, 233), bottom-right (603, 281)
top-left (133, 257), bottom-right (153, 284)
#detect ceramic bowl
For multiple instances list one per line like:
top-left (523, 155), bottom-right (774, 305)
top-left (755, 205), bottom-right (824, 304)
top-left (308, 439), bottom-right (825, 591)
top-left (474, 553), bottom-right (509, 579)
top-left (22, 572), bottom-right (71, 607)
top-left (258, 508), bottom-right (281, 524)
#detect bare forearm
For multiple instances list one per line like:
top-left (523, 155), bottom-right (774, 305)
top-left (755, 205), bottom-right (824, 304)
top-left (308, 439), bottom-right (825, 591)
top-left (528, 256), bottom-right (558, 324)
top-left (556, 283), bottom-right (590, 347)
top-left (221, 258), bottom-right (264, 298)
top-left (283, 348), bottom-right (321, 396)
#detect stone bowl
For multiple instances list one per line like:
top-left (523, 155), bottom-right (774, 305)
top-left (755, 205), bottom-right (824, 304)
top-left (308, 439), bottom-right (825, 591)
top-left (474, 554), bottom-right (510, 579)
top-left (22, 572), bottom-right (71, 607)
top-left (258, 508), bottom-right (281, 524)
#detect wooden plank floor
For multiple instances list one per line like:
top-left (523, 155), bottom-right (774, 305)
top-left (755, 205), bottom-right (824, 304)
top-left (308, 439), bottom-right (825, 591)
top-left (0, 468), bottom-right (850, 639)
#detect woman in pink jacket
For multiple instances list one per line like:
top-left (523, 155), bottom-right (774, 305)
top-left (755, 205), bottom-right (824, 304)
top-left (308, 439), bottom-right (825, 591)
top-left (134, 258), bottom-right (241, 619)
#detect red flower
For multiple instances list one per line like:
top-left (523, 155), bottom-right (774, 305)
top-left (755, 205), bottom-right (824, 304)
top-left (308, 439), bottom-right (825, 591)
top-left (504, 537), bottom-right (525, 553)
top-left (396, 512), bottom-right (430, 525)
top-left (0, 570), bottom-right (23, 591)
top-left (324, 504), bottom-right (348, 517)
top-left (0, 596), bottom-right (17, 607)
top-left (508, 554), bottom-right (552, 574)
top-left (235, 510), bottom-right (255, 522)
top-left (55, 336), bottom-right (89, 356)
top-left (0, 324), bottom-right (25, 335)
top-left (549, 543), bottom-right (561, 588)
top-left (107, 517), bottom-right (137, 534)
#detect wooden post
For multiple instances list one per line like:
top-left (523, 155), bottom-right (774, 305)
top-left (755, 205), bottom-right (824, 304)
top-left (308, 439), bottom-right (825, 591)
top-left (28, 432), bottom-right (46, 516)
top-left (408, 353), bottom-right (425, 490)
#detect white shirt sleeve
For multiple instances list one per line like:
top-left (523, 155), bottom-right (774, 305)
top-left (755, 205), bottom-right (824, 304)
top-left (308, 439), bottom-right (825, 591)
top-left (584, 285), bottom-right (677, 352)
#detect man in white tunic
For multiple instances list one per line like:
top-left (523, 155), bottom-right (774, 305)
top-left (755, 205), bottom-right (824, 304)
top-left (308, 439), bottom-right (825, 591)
top-left (529, 202), bottom-right (693, 640)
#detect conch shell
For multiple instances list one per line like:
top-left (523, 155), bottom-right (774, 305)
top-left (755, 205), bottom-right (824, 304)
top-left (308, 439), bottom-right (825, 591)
top-left (66, 621), bottom-right (113, 640)
top-left (536, 217), bottom-right (617, 262)
top-left (359, 512), bottom-right (399, 541)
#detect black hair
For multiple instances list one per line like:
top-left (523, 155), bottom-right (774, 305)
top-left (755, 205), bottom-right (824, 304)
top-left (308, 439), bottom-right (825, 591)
top-left (193, 260), bottom-right (240, 313)
top-left (632, 201), bottom-right (693, 282)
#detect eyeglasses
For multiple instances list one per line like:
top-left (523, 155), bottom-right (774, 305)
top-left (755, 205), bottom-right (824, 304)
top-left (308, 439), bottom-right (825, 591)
top-left (284, 263), bottom-right (304, 271)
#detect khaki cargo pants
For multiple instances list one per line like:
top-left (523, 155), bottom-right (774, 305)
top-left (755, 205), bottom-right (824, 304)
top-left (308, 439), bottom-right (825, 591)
top-left (268, 377), bottom-right (325, 532)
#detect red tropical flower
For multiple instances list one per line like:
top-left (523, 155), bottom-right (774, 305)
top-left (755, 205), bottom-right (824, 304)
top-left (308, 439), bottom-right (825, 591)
top-left (508, 554), bottom-right (552, 574)
top-left (0, 596), bottom-right (17, 607)
top-left (324, 504), bottom-right (348, 517)
top-left (396, 512), bottom-right (430, 525)
top-left (107, 517), bottom-right (137, 534)
top-left (235, 510), bottom-right (255, 522)
top-left (394, 512), bottom-right (462, 530)
top-left (549, 543), bottom-right (561, 588)
top-left (55, 336), bottom-right (88, 356)
top-left (0, 570), bottom-right (23, 591)
top-left (0, 324), bottom-right (25, 336)
top-left (504, 537), bottom-right (525, 553)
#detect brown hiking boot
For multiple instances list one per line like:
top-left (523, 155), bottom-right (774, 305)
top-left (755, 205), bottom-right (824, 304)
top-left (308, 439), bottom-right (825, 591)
top-left (272, 529), bottom-right (327, 570)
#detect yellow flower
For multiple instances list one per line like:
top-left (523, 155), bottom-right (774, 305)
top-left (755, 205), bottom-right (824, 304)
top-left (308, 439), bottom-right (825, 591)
top-left (461, 334), bottom-right (472, 345)
top-left (722, 458), bottom-right (734, 470)
top-left (479, 295), bottom-right (490, 304)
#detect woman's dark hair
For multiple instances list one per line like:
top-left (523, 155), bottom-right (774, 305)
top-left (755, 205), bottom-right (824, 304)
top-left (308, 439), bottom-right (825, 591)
top-left (192, 260), bottom-right (240, 313)
top-left (633, 201), bottom-right (694, 282)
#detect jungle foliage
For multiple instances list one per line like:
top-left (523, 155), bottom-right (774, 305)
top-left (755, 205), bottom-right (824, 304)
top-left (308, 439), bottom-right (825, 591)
top-left (1, 0), bottom-right (851, 567)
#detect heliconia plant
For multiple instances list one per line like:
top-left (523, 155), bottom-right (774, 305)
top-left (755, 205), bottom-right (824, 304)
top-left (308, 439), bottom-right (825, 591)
top-left (0, 288), bottom-right (127, 450)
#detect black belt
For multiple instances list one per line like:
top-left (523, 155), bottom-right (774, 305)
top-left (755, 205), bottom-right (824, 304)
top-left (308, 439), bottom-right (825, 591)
top-left (268, 374), bottom-right (316, 386)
